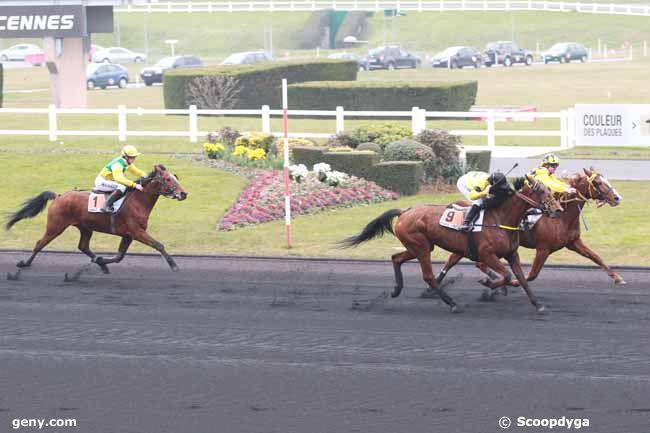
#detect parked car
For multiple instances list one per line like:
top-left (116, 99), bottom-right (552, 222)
top-left (327, 52), bottom-right (370, 71)
top-left (366, 46), bottom-right (420, 70)
top-left (542, 42), bottom-right (588, 64)
top-left (483, 41), bottom-right (534, 67)
top-left (92, 47), bottom-right (146, 64)
top-left (140, 55), bottom-right (203, 86)
top-left (220, 51), bottom-right (272, 65)
top-left (86, 63), bottom-right (129, 90)
top-left (0, 44), bottom-right (44, 65)
top-left (432, 46), bottom-right (482, 69)
top-left (88, 44), bottom-right (104, 62)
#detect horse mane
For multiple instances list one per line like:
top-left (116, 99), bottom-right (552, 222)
top-left (140, 165), bottom-right (167, 184)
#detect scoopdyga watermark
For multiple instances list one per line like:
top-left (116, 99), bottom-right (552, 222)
top-left (499, 416), bottom-right (590, 430)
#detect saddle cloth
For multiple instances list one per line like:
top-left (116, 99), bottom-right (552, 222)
top-left (88, 190), bottom-right (127, 213)
top-left (439, 204), bottom-right (485, 232)
top-left (520, 208), bottom-right (544, 231)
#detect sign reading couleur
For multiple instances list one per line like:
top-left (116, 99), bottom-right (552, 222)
top-left (0, 5), bottom-right (84, 38)
top-left (575, 104), bottom-right (650, 146)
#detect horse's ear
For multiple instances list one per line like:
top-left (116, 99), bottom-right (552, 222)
top-left (583, 167), bottom-right (592, 176)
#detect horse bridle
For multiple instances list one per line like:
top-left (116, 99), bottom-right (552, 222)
top-left (141, 172), bottom-right (179, 198)
top-left (515, 180), bottom-right (555, 213)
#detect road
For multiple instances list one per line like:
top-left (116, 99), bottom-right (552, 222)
top-left (1, 252), bottom-right (649, 433)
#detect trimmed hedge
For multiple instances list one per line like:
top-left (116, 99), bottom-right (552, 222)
top-left (465, 150), bottom-right (492, 173)
top-left (366, 162), bottom-right (423, 196)
top-left (0, 63), bottom-right (3, 108)
top-left (287, 80), bottom-right (477, 111)
top-left (164, 60), bottom-right (358, 109)
top-left (292, 146), bottom-right (421, 195)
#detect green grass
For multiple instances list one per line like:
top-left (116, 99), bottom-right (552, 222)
top-left (549, 146), bottom-right (650, 160)
top-left (1, 153), bottom-right (647, 265)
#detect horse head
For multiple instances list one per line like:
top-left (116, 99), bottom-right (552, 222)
top-left (523, 174), bottom-right (563, 218)
top-left (141, 165), bottom-right (188, 201)
top-left (574, 167), bottom-right (621, 207)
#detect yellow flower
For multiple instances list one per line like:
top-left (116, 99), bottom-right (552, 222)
top-left (246, 148), bottom-right (266, 160)
top-left (233, 145), bottom-right (248, 157)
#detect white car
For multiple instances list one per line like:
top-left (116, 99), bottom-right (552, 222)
top-left (220, 51), bottom-right (272, 65)
top-left (92, 47), bottom-right (146, 64)
top-left (0, 43), bottom-right (44, 62)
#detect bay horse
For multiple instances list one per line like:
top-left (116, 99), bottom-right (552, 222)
top-left (342, 175), bottom-right (563, 313)
top-left (5, 164), bottom-right (187, 278)
top-left (437, 168), bottom-right (624, 287)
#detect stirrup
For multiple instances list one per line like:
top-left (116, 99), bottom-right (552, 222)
top-left (102, 205), bottom-right (115, 213)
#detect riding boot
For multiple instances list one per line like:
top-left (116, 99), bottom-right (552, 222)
top-left (461, 204), bottom-right (481, 232)
top-left (101, 190), bottom-right (124, 213)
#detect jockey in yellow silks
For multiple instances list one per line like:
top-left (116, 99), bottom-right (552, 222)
top-left (456, 171), bottom-right (506, 231)
top-left (529, 154), bottom-right (577, 195)
top-left (95, 145), bottom-right (146, 212)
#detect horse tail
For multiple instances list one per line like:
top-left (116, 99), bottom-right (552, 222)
top-left (340, 208), bottom-right (403, 248)
top-left (5, 191), bottom-right (57, 230)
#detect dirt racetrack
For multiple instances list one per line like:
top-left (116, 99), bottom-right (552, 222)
top-left (1, 251), bottom-right (649, 433)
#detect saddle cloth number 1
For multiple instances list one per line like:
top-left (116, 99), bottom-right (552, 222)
top-left (88, 193), bottom-right (106, 213)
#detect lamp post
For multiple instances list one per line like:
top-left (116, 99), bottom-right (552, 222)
top-left (164, 39), bottom-right (178, 57)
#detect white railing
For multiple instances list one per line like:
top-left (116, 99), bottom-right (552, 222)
top-left (116, 1), bottom-right (650, 16)
top-left (0, 105), bottom-right (575, 153)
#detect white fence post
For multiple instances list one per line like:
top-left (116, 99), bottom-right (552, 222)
top-left (411, 107), bottom-right (419, 134)
top-left (48, 104), bottom-right (57, 142)
top-left (261, 105), bottom-right (271, 133)
top-left (487, 110), bottom-right (496, 149)
top-left (419, 108), bottom-right (427, 133)
top-left (118, 104), bottom-right (127, 142)
top-left (335, 106), bottom-right (344, 133)
top-left (189, 104), bottom-right (198, 143)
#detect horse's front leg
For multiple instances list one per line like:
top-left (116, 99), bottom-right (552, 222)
top-left (567, 238), bottom-right (626, 285)
top-left (506, 252), bottom-right (545, 313)
top-left (95, 236), bottom-right (133, 268)
top-left (436, 252), bottom-right (463, 285)
top-left (133, 230), bottom-right (179, 271)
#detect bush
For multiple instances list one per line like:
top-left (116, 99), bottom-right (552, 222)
top-left (351, 123), bottom-right (413, 149)
top-left (287, 81), bottom-right (477, 111)
top-left (292, 146), bottom-right (328, 167)
top-left (322, 150), bottom-right (379, 178)
top-left (164, 59), bottom-right (358, 109)
top-left (217, 126), bottom-right (241, 147)
top-left (366, 162), bottom-right (423, 195)
top-left (356, 142), bottom-right (382, 154)
top-left (326, 132), bottom-right (360, 149)
top-left (465, 150), bottom-right (492, 173)
top-left (234, 132), bottom-right (276, 153)
top-left (383, 138), bottom-right (437, 182)
top-left (273, 137), bottom-right (317, 159)
top-left (415, 129), bottom-right (464, 182)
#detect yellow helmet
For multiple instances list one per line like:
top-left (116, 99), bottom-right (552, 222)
top-left (542, 153), bottom-right (560, 166)
top-left (121, 145), bottom-right (141, 157)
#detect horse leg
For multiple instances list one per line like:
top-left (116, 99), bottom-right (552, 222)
top-left (133, 231), bottom-right (179, 271)
top-left (505, 252), bottom-right (545, 313)
top-left (391, 250), bottom-right (415, 298)
top-left (567, 239), bottom-right (626, 285)
top-left (475, 255), bottom-right (512, 301)
top-left (475, 261), bottom-right (500, 285)
top-left (16, 222), bottom-right (69, 268)
top-left (435, 253), bottom-right (463, 285)
top-left (415, 249), bottom-right (459, 313)
top-left (519, 248), bottom-right (551, 284)
top-left (97, 236), bottom-right (133, 266)
top-left (63, 228), bottom-right (104, 282)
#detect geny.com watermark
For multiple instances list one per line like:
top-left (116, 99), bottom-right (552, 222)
top-left (499, 416), bottom-right (590, 430)
top-left (12, 418), bottom-right (77, 430)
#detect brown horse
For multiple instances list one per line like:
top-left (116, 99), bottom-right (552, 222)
top-left (438, 168), bottom-right (624, 287)
top-left (342, 175), bottom-right (563, 313)
top-left (5, 164), bottom-right (187, 278)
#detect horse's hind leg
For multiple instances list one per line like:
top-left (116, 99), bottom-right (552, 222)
top-left (506, 252), bottom-right (544, 313)
top-left (17, 221), bottom-right (69, 268)
top-left (391, 250), bottom-right (415, 298)
top-left (413, 247), bottom-right (459, 313)
top-left (436, 253), bottom-right (463, 285)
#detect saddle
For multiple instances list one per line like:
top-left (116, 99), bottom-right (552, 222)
top-left (439, 205), bottom-right (485, 232)
top-left (88, 190), bottom-right (127, 214)
top-left (520, 208), bottom-right (543, 231)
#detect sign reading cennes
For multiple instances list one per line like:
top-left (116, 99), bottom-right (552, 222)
top-left (0, 6), bottom-right (84, 38)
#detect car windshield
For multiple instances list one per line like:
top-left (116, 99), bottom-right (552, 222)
top-left (368, 47), bottom-right (385, 56)
top-left (222, 53), bottom-right (248, 64)
top-left (439, 47), bottom-right (462, 57)
top-left (86, 63), bottom-right (103, 74)
top-left (156, 57), bottom-right (178, 68)
top-left (550, 43), bottom-right (568, 52)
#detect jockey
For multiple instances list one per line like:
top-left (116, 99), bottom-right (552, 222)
top-left (529, 154), bottom-right (577, 195)
top-left (457, 171), bottom-right (507, 231)
top-left (95, 145), bottom-right (146, 212)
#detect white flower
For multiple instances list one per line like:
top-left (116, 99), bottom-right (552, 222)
top-left (313, 162), bottom-right (332, 175)
top-left (324, 170), bottom-right (349, 186)
top-left (289, 164), bottom-right (308, 182)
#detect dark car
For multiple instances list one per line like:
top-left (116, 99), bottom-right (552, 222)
top-left (86, 63), bottom-right (129, 90)
top-left (542, 42), bottom-right (588, 64)
top-left (432, 46), bottom-right (482, 69)
top-left (139, 55), bottom-right (203, 86)
top-left (366, 46), bottom-right (420, 70)
top-left (327, 52), bottom-right (370, 71)
top-left (483, 41), bottom-right (534, 67)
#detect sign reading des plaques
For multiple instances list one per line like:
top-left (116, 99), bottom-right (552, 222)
top-left (0, 5), bottom-right (84, 38)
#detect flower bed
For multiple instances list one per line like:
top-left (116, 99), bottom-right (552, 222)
top-left (218, 170), bottom-right (399, 231)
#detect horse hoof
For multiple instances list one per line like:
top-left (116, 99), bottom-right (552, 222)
top-left (16, 260), bottom-right (29, 268)
top-left (172, 266), bottom-right (180, 272)
top-left (536, 304), bottom-right (547, 314)
top-left (500, 286), bottom-right (509, 296)
top-left (478, 278), bottom-right (491, 288)
top-left (391, 287), bottom-right (402, 298)
top-left (419, 288), bottom-right (439, 299)
top-left (63, 273), bottom-right (74, 282)
top-left (479, 289), bottom-right (494, 302)
top-left (7, 272), bottom-right (19, 281)
top-left (614, 278), bottom-right (627, 285)
top-left (450, 305), bottom-right (462, 314)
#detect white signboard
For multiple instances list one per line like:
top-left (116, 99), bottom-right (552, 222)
top-left (575, 104), bottom-right (650, 146)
